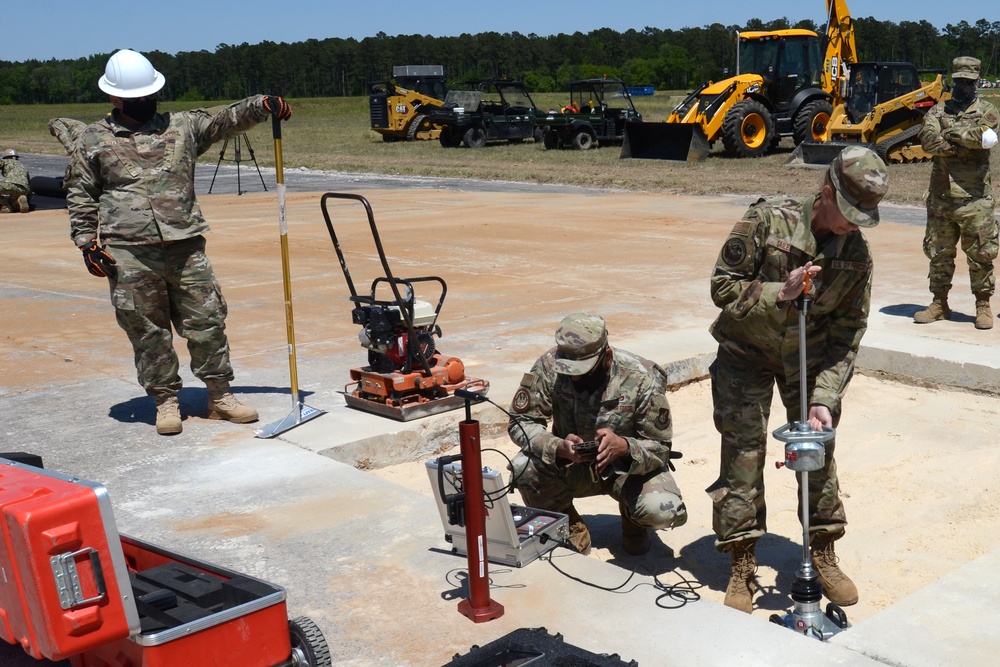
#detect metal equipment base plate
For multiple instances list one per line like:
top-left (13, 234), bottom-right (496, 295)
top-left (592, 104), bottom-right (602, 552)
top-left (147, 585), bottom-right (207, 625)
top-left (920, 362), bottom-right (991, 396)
top-left (341, 377), bottom-right (489, 421)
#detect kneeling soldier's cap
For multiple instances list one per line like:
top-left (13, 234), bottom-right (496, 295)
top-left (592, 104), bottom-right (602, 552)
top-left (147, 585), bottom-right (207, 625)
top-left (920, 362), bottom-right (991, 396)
top-left (554, 313), bottom-right (608, 375)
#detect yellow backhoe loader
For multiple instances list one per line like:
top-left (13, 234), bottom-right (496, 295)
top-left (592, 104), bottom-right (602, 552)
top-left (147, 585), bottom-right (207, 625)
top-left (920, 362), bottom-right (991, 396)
top-left (622, 0), bottom-right (856, 160)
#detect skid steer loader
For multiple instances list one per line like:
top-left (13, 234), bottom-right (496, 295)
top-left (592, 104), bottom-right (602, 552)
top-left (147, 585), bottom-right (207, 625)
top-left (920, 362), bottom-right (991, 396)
top-left (622, 0), bottom-right (856, 160)
top-left (369, 65), bottom-right (447, 142)
top-left (797, 62), bottom-right (949, 164)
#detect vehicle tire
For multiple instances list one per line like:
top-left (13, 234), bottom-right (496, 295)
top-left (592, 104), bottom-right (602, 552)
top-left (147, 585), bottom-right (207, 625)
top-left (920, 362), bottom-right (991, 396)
top-left (438, 127), bottom-right (459, 148)
top-left (543, 130), bottom-right (559, 150)
top-left (289, 616), bottom-right (332, 667)
top-left (406, 114), bottom-right (430, 141)
top-left (462, 126), bottom-right (487, 149)
top-left (793, 100), bottom-right (834, 145)
top-left (533, 127), bottom-right (545, 143)
top-left (571, 128), bottom-right (595, 150)
top-left (721, 100), bottom-right (774, 158)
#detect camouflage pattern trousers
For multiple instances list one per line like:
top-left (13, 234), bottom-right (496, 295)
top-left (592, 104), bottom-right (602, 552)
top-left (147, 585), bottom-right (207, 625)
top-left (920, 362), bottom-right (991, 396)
top-left (707, 347), bottom-right (847, 552)
top-left (106, 236), bottom-right (233, 399)
top-left (924, 193), bottom-right (998, 295)
top-left (510, 451), bottom-right (687, 530)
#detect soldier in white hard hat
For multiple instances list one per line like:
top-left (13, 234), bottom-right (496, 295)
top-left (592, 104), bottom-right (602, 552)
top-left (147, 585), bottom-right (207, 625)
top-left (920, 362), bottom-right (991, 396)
top-left (66, 49), bottom-right (293, 435)
top-left (0, 148), bottom-right (31, 213)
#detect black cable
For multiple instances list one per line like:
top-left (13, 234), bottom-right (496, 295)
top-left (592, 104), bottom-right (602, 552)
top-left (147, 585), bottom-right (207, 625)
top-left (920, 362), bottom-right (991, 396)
top-left (542, 545), bottom-right (703, 610)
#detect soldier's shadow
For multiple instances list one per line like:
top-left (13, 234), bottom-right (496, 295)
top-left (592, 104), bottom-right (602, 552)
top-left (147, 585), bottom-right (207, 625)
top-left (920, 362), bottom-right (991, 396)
top-left (880, 303), bottom-right (976, 324)
top-left (678, 532), bottom-right (803, 614)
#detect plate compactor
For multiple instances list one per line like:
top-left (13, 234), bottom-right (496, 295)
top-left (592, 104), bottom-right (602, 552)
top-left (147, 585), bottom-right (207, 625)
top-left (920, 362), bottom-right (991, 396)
top-left (320, 193), bottom-right (488, 421)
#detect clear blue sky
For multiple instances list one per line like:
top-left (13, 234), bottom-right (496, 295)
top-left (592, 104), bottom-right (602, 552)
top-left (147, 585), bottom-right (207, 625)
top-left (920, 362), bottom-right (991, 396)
top-left (11, 1), bottom-right (995, 62)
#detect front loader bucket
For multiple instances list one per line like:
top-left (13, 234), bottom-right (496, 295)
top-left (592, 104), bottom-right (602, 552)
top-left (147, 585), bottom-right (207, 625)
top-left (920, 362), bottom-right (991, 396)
top-left (620, 122), bottom-right (710, 161)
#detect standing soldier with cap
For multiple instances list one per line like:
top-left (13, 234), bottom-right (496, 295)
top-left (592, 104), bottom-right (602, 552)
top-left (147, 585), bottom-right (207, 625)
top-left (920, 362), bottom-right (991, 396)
top-left (916, 56), bottom-right (1000, 329)
top-left (706, 146), bottom-right (889, 614)
top-left (0, 148), bottom-right (31, 213)
top-left (67, 49), bottom-right (293, 435)
top-left (507, 312), bottom-right (687, 556)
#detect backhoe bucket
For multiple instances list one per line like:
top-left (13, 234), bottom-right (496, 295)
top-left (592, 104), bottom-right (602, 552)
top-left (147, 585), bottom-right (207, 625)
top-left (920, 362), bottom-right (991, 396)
top-left (794, 140), bottom-right (872, 165)
top-left (620, 122), bottom-right (710, 161)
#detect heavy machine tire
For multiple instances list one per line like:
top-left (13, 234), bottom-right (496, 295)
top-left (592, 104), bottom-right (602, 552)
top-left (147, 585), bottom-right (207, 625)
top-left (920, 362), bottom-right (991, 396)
top-left (406, 114), bottom-right (430, 141)
top-left (722, 100), bottom-right (774, 158)
top-left (463, 126), bottom-right (487, 148)
top-left (793, 100), bottom-right (834, 145)
top-left (289, 616), bottom-right (332, 667)
top-left (571, 128), bottom-right (595, 150)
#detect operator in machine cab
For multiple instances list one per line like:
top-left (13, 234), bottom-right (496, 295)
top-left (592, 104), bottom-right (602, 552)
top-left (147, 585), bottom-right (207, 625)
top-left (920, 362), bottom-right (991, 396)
top-left (507, 313), bottom-right (687, 557)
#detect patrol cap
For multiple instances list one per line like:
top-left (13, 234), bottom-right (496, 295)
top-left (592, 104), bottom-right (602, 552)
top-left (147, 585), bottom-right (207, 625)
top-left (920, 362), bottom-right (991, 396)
top-left (827, 145), bottom-right (888, 228)
top-left (951, 56), bottom-right (981, 81)
top-left (553, 313), bottom-right (608, 375)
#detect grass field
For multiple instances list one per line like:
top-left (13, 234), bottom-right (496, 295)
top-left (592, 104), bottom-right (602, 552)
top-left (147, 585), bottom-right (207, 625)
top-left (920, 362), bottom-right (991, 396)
top-left (3, 91), bottom-right (999, 206)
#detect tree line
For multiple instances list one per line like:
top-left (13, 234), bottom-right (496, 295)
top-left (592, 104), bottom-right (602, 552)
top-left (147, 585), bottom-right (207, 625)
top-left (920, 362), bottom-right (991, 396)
top-left (1, 17), bottom-right (997, 105)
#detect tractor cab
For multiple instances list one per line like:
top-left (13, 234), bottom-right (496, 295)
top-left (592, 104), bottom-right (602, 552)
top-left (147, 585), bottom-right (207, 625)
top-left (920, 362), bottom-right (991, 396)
top-left (845, 62), bottom-right (924, 123)
top-left (739, 30), bottom-right (824, 109)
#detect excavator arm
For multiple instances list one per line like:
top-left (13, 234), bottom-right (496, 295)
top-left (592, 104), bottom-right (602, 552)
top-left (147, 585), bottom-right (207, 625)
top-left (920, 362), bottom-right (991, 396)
top-left (823, 0), bottom-right (857, 105)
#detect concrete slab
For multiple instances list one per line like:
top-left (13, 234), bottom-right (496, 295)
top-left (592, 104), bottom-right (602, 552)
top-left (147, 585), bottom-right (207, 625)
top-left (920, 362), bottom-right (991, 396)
top-left (3, 159), bottom-right (1000, 666)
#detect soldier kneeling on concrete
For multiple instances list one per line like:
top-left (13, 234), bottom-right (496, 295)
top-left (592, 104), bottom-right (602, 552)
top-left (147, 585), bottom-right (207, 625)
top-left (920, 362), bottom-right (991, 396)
top-left (507, 313), bottom-right (687, 556)
top-left (0, 148), bottom-right (31, 213)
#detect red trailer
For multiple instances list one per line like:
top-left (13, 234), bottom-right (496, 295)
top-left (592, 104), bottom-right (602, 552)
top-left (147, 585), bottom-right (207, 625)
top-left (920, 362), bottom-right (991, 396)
top-left (0, 456), bottom-right (330, 666)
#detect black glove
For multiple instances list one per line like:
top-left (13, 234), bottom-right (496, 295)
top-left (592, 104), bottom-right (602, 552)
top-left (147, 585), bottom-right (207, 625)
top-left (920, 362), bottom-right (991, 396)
top-left (82, 241), bottom-right (118, 279)
top-left (265, 96), bottom-right (292, 120)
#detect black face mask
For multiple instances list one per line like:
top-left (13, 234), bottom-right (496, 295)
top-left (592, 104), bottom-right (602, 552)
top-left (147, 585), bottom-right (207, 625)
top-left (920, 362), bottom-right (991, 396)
top-left (571, 353), bottom-right (609, 394)
top-left (948, 82), bottom-right (977, 110)
top-left (121, 97), bottom-right (158, 125)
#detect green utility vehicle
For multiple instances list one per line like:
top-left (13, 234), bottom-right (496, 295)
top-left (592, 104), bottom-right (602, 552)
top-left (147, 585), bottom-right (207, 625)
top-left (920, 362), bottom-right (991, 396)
top-left (537, 79), bottom-right (642, 150)
top-left (428, 80), bottom-right (539, 148)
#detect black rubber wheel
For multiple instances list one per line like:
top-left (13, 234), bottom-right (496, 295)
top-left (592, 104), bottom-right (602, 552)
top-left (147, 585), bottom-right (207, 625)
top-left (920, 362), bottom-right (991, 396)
top-left (533, 127), bottom-right (545, 143)
top-left (793, 100), bottom-right (834, 145)
top-left (405, 114), bottom-right (430, 141)
top-left (288, 616), bottom-right (332, 667)
top-left (543, 129), bottom-right (559, 150)
top-left (571, 128), bottom-right (595, 150)
top-left (438, 127), bottom-right (460, 148)
top-left (721, 99), bottom-right (774, 158)
top-left (462, 126), bottom-right (487, 148)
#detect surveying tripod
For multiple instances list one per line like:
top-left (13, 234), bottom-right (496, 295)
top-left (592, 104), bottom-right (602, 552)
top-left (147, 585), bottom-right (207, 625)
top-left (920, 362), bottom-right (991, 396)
top-left (208, 133), bottom-right (267, 195)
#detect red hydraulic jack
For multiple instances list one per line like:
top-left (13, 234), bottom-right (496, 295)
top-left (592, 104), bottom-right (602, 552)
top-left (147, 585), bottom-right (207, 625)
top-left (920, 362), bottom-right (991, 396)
top-left (447, 389), bottom-right (505, 623)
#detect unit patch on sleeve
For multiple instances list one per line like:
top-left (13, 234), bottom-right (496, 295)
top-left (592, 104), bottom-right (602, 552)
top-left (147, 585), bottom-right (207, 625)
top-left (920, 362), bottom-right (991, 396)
top-left (512, 388), bottom-right (532, 413)
top-left (722, 238), bottom-right (747, 266)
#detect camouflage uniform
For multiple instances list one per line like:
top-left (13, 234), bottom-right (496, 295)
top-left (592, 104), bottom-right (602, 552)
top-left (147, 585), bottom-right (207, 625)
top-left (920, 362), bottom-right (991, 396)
top-left (67, 96), bottom-right (272, 398)
top-left (706, 193), bottom-right (873, 550)
top-left (508, 346), bottom-right (686, 531)
top-left (918, 59), bottom-right (1000, 297)
top-left (0, 154), bottom-right (31, 210)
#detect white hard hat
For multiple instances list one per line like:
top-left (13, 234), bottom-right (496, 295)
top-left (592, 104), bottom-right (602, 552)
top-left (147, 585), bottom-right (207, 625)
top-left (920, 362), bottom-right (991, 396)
top-left (2, 148), bottom-right (17, 159)
top-left (98, 49), bottom-right (165, 98)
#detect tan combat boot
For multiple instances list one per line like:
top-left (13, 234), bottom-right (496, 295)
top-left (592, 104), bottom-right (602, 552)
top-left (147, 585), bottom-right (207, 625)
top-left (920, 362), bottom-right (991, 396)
top-left (812, 534), bottom-right (859, 606)
top-left (205, 379), bottom-right (259, 423)
top-left (913, 292), bottom-right (950, 324)
top-left (975, 293), bottom-right (993, 330)
top-left (566, 506), bottom-right (592, 555)
top-left (155, 395), bottom-right (182, 435)
top-left (620, 505), bottom-right (650, 556)
top-left (16, 195), bottom-right (28, 213)
top-left (723, 541), bottom-right (757, 614)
